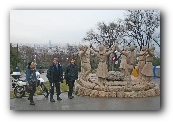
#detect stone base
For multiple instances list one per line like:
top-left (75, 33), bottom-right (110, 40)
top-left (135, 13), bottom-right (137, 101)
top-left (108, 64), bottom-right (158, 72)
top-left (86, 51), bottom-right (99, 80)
top-left (74, 76), bottom-right (160, 98)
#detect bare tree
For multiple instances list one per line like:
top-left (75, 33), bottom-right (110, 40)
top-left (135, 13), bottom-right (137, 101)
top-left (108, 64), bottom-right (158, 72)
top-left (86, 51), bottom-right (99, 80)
top-left (83, 21), bottom-right (126, 47)
top-left (18, 45), bottom-right (35, 64)
top-left (66, 43), bottom-right (78, 57)
top-left (123, 10), bottom-right (160, 50)
top-left (83, 21), bottom-right (126, 69)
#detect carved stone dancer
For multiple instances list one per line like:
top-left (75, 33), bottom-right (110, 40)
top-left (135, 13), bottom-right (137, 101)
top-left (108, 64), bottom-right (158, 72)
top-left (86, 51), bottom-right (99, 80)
top-left (90, 43), bottom-right (117, 87)
top-left (116, 44), bottom-right (135, 77)
top-left (78, 45), bottom-right (91, 81)
top-left (116, 44), bottom-right (146, 80)
top-left (141, 45), bottom-right (155, 82)
top-left (119, 45), bottom-right (129, 77)
top-left (136, 45), bottom-right (147, 80)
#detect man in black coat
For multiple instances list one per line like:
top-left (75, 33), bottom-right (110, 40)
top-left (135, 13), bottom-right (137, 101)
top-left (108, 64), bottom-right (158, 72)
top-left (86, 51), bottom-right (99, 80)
top-left (65, 59), bottom-right (78, 99)
top-left (47, 58), bottom-right (63, 102)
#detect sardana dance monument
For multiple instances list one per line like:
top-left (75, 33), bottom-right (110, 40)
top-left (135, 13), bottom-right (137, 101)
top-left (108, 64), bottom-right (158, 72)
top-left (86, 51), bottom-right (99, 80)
top-left (74, 43), bottom-right (160, 98)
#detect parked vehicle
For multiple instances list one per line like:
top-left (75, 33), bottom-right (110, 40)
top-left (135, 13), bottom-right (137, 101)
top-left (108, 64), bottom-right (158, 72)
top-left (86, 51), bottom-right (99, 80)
top-left (11, 71), bottom-right (49, 98)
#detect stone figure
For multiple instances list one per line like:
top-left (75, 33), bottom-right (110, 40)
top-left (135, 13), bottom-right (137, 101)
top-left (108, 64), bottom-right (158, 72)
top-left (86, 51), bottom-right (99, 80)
top-left (116, 44), bottom-right (135, 77)
top-left (119, 45), bottom-right (129, 77)
top-left (136, 45), bottom-right (147, 80)
top-left (116, 44), bottom-right (146, 80)
top-left (141, 45), bottom-right (155, 82)
top-left (90, 43), bottom-right (117, 87)
top-left (74, 44), bottom-right (160, 98)
top-left (78, 45), bottom-right (91, 81)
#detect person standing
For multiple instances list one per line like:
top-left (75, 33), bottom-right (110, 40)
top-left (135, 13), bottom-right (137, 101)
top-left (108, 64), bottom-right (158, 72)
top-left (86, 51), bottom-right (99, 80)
top-left (65, 59), bottom-right (78, 99)
top-left (47, 58), bottom-right (63, 102)
top-left (26, 62), bottom-right (37, 105)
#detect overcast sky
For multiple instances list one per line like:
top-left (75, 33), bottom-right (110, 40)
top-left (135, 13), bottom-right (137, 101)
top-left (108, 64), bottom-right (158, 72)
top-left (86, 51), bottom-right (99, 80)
top-left (10, 10), bottom-right (126, 45)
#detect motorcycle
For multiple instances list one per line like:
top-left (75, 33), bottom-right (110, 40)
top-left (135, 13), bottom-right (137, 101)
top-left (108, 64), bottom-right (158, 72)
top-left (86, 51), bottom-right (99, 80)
top-left (11, 71), bottom-right (49, 98)
top-left (35, 71), bottom-right (49, 97)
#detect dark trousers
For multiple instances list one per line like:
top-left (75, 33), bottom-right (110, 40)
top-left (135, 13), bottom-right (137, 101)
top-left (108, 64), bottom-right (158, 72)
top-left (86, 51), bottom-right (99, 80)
top-left (50, 82), bottom-right (61, 98)
top-left (68, 80), bottom-right (75, 97)
top-left (28, 83), bottom-right (36, 102)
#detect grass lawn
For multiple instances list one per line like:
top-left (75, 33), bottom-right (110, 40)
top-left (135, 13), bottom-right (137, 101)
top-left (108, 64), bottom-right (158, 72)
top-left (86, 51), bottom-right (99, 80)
top-left (10, 80), bottom-right (69, 98)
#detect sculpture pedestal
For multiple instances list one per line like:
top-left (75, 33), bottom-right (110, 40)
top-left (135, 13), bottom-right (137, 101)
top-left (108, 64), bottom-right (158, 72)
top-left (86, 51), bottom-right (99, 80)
top-left (74, 73), bottom-right (160, 98)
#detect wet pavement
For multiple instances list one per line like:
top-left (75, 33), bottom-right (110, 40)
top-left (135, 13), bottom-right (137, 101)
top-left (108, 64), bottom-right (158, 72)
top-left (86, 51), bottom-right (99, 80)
top-left (10, 78), bottom-right (160, 111)
top-left (10, 92), bottom-right (160, 111)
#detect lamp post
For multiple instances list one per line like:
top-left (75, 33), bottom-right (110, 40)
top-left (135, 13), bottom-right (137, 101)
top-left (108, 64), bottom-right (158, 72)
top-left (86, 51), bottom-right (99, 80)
top-left (34, 54), bottom-right (37, 70)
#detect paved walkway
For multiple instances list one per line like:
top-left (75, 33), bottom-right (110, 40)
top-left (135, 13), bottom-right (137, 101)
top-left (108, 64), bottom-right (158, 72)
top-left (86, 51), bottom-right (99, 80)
top-left (10, 92), bottom-right (160, 111)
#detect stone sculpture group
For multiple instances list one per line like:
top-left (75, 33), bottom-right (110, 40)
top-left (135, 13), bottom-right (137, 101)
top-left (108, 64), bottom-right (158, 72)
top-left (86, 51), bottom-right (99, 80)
top-left (74, 43), bottom-right (160, 98)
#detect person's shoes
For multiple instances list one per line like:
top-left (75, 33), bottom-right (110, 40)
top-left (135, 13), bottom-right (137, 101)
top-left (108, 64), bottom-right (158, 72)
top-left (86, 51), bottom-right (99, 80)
top-left (30, 101), bottom-right (35, 105)
top-left (57, 96), bottom-right (62, 101)
top-left (68, 96), bottom-right (74, 99)
top-left (50, 98), bottom-right (55, 102)
top-left (28, 97), bottom-right (31, 100)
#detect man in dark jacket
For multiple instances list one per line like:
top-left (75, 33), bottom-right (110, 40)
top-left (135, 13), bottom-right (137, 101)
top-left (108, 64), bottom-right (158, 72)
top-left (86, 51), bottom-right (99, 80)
top-left (47, 58), bottom-right (63, 102)
top-left (26, 62), bottom-right (37, 105)
top-left (65, 59), bottom-right (78, 99)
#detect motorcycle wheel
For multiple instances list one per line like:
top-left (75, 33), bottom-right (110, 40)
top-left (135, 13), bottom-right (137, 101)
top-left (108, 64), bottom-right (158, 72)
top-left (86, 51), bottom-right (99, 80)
top-left (40, 83), bottom-right (49, 98)
top-left (14, 86), bottom-right (25, 98)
